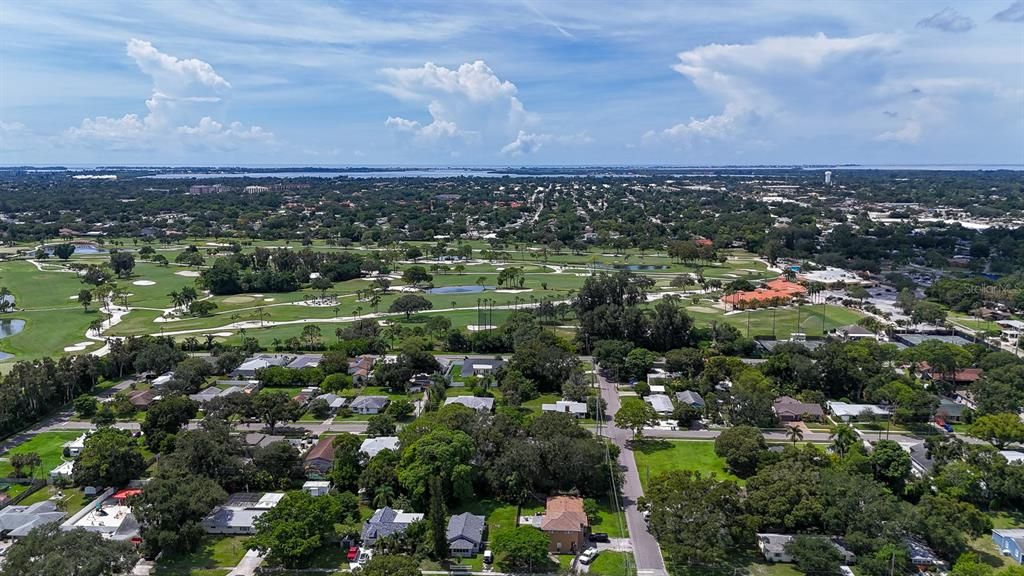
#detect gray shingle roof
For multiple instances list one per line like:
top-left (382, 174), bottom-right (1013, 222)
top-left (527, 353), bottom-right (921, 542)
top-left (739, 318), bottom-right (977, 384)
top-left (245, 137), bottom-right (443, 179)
top-left (447, 512), bottom-right (485, 546)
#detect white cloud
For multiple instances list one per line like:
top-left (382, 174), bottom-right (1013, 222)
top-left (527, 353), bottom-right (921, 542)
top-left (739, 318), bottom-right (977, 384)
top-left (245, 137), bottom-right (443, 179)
top-left (0, 121), bottom-right (33, 152)
top-left (647, 33), bottom-right (899, 145)
top-left (875, 120), bottom-right (922, 143)
top-left (995, 1), bottom-right (1024, 22)
top-left (381, 59), bottom-right (551, 154)
top-left (126, 38), bottom-right (231, 93)
top-left (917, 8), bottom-right (974, 33)
top-left (65, 39), bottom-right (271, 151)
top-left (501, 130), bottom-right (591, 156)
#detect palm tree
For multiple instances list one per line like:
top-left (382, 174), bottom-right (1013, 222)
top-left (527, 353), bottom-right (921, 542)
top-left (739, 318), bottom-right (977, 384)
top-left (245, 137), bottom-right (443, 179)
top-left (184, 336), bottom-right (199, 353)
top-left (829, 423), bottom-right (857, 458)
top-left (786, 425), bottom-right (804, 444)
top-left (372, 484), bottom-right (395, 508)
top-left (168, 290), bottom-right (184, 310)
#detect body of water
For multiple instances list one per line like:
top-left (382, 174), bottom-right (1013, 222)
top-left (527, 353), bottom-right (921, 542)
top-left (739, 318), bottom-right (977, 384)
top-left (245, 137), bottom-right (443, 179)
top-left (141, 169), bottom-right (550, 179)
top-left (45, 243), bottom-right (105, 254)
top-left (426, 285), bottom-right (495, 294)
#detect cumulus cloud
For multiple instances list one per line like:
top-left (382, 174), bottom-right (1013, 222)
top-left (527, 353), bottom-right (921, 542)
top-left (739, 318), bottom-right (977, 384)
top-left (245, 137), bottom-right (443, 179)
top-left (500, 130), bottom-right (591, 156)
top-left (0, 121), bottom-right (33, 152)
top-left (875, 120), bottom-right (922, 142)
top-left (994, 0), bottom-right (1024, 22)
top-left (917, 8), bottom-right (975, 32)
top-left (65, 39), bottom-right (270, 150)
top-left (382, 60), bottom-right (558, 154)
top-left (647, 33), bottom-right (898, 145)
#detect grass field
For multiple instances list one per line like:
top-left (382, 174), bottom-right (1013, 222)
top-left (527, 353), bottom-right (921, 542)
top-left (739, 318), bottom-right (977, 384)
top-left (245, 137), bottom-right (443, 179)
top-left (0, 431), bottom-right (82, 477)
top-left (589, 552), bottom-right (637, 576)
top-left (0, 241), bottom-right (790, 361)
top-left (632, 440), bottom-right (741, 491)
top-left (154, 536), bottom-right (250, 576)
top-left (17, 485), bottom-right (92, 513)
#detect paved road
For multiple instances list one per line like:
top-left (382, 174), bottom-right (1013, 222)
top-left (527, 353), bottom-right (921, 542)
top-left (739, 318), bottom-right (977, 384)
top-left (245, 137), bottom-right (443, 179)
top-left (597, 373), bottom-right (668, 576)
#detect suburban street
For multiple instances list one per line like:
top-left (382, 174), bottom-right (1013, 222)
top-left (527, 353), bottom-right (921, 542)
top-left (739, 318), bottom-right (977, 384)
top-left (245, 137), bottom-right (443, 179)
top-left (597, 372), bottom-right (668, 576)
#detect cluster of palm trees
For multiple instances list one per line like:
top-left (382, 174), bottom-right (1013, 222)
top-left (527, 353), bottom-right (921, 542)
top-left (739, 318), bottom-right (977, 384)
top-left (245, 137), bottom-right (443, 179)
top-left (167, 286), bottom-right (199, 310)
top-left (784, 422), bottom-right (859, 458)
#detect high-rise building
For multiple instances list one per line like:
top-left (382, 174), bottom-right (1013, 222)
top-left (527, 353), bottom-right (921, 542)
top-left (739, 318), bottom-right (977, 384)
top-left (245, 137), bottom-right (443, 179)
top-left (824, 171), bottom-right (833, 186)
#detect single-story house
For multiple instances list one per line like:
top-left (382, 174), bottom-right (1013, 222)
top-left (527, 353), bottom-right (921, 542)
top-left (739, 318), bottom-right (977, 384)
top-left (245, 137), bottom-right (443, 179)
top-left (189, 386), bottom-right (241, 404)
top-left (935, 397), bottom-right (966, 423)
top-left (232, 355), bottom-right (292, 379)
top-left (542, 400), bottom-right (588, 418)
top-left (360, 436), bottom-right (400, 459)
top-left (241, 433), bottom-right (286, 450)
top-left (448, 512), bottom-right (486, 557)
top-left (918, 362), bottom-right (984, 386)
top-left (0, 501), bottom-right (66, 539)
top-left (63, 433), bottom-right (88, 458)
top-left (286, 354), bottom-right (322, 370)
top-left (349, 396), bottom-right (390, 415)
top-left (756, 533), bottom-right (856, 564)
top-left (540, 496), bottom-right (588, 555)
top-left (992, 529), bottom-right (1024, 564)
top-left (408, 373), bottom-right (433, 393)
top-left (361, 507), bottom-right (424, 546)
top-left (827, 401), bottom-right (891, 422)
top-left (312, 393), bottom-right (347, 413)
top-left (151, 372), bottom-right (174, 388)
top-left (127, 388), bottom-right (158, 408)
top-left (60, 488), bottom-right (141, 542)
top-left (773, 396), bottom-right (825, 423)
top-left (999, 450), bottom-right (1024, 465)
top-left (304, 437), bottom-right (336, 478)
top-left (832, 324), bottom-right (878, 341)
top-left (675, 391), bottom-right (705, 410)
top-left (49, 460), bottom-right (75, 482)
top-left (646, 368), bottom-right (680, 386)
top-left (202, 493), bottom-right (284, 535)
top-left (444, 396), bottom-right (495, 413)
top-left (460, 358), bottom-right (505, 378)
top-left (645, 393), bottom-right (675, 415)
top-left (348, 355), bottom-right (376, 384)
top-left (302, 481), bottom-right (331, 497)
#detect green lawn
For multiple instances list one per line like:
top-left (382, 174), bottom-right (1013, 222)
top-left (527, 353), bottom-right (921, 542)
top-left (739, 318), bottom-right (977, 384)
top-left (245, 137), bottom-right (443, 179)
top-left (0, 431), bottom-right (82, 477)
top-left (18, 486), bottom-right (91, 513)
top-left (633, 440), bottom-right (741, 491)
top-left (591, 496), bottom-right (628, 538)
top-left (154, 536), bottom-right (250, 575)
top-left (747, 563), bottom-right (805, 576)
top-left (588, 551), bottom-right (637, 576)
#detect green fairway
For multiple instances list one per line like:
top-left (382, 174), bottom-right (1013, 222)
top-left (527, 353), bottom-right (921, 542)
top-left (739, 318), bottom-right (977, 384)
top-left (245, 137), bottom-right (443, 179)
top-left (633, 440), bottom-right (741, 491)
top-left (0, 431), bottom-right (82, 478)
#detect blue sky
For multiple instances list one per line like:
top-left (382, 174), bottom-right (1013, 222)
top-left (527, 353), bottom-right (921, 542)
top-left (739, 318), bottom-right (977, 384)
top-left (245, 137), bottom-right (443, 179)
top-left (1, 0), bottom-right (1022, 165)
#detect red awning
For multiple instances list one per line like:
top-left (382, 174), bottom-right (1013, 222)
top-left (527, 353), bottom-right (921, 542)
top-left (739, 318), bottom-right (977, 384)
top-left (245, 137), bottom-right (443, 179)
top-left (113, 489), bottom-right (143, 500)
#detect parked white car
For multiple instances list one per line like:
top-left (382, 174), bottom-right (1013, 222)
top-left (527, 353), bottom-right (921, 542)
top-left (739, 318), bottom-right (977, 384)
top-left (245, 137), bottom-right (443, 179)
top-left (579, 548), bottom-right (600, 565)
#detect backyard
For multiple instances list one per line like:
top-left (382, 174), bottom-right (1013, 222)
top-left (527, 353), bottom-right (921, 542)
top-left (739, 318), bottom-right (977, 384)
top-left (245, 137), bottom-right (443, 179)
top-left (632, 440), bottom-right (741, 491)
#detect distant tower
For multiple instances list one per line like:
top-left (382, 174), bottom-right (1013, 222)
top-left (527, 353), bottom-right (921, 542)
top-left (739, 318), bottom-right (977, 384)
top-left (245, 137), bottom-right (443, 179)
top-left (824, 171), bottom-right (833, 186)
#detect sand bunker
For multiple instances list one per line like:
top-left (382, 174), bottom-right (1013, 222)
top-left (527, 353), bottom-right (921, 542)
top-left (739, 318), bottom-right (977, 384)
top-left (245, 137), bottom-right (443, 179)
top-left (467, 324), bottom-right (497, 331)
top-left (495, 289), bottom-right (533, 294)
top-left (263, 298), bottom-right (275, 302)
top-left (132, 280), bottom-right (156, 286)
top-left (175, 271), bottom-right (201, 277)
top-left (223, 296), bottom-right (255, 304)
top-left (63, 341), bottom-right (94, 352)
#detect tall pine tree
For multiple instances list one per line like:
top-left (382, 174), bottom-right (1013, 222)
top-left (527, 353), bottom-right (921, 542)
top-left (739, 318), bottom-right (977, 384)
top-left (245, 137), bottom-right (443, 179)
top-left (429, 476), bottom-right (448, 559)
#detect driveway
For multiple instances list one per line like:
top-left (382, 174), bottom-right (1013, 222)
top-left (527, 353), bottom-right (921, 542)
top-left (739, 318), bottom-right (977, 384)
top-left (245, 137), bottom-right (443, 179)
top-left (598, 373), bottom-right (668, 576)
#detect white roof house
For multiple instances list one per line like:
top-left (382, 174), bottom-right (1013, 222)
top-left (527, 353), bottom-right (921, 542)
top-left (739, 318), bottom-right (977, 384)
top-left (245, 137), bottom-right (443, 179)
top-left (49, 460), bottom-right (75, 481)
top-left (645, 394), bottom-right (675, 415)
top-left (443, 396), bottom-right (495, 412)
top-left (999, 450), bottom-right (1024, 464)
top-left (827, 401), bottom-right (891, 422)
top-left (202, 492), bottom-right (285, 535)
top-left (63, 433), bottom-right (88, 457)
top-left (360, 436), bottom-right (400, 459)
top-left (302, 481), bottom-right (331, 497)
top-left (542, 400), bottom-right (588, 417)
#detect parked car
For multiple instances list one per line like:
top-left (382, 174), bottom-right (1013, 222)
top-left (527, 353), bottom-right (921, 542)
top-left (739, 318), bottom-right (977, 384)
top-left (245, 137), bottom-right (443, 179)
top-left (483, 550), bottom-right (493, 565)
top-left (591, 532), bottom-right (610, 543)
top-left (346, 546), bottom-right (359, 561)
top-left (579, 548), bottom-right (600, 565)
